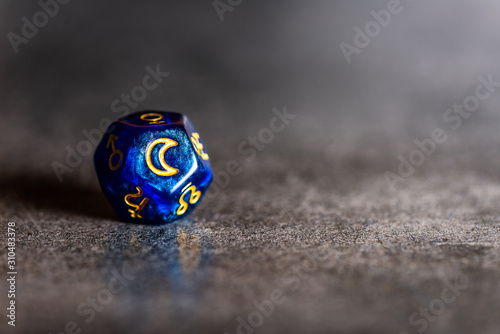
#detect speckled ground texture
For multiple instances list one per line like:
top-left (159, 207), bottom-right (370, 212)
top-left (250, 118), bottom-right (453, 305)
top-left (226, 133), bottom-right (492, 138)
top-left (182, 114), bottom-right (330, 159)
top-left (3, 141), bottom-right (500, 334)
top-left (2, 1), bottom-right (500, 334)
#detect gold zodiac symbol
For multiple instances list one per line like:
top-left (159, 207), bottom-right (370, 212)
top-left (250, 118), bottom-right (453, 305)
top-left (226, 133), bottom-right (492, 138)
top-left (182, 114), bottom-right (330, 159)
top-left (106, 134), bottom-right (123, 171)
top-left (146, 138), bottom-right (179, 176)
top-left (140, 113), bottom-right (165, 124)
top-left (124, 187), bottom-right (149, 219)
top-left (176, 183), bottom-right (201, 215)
top-left (191, 132), bottom-right (209, 161)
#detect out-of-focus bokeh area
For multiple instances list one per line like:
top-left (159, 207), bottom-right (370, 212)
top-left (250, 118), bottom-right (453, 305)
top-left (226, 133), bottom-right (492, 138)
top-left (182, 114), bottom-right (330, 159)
top-left (2, 0), bottom-right (500, 181)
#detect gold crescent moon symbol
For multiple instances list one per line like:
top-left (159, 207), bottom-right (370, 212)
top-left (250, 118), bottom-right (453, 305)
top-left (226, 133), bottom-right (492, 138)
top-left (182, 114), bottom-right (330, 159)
top-left (146, 138), bottom-right (179, 176)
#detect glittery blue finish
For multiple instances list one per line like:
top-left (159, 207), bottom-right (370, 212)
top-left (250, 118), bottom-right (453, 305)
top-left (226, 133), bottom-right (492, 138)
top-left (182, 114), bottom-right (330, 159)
top-left (94, 111), bottom-right (213, 224)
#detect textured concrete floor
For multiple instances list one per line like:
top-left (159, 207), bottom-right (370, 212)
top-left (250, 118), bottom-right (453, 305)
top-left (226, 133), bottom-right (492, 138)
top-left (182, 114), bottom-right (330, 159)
top-left (1, 139), bottom-right (500, 334)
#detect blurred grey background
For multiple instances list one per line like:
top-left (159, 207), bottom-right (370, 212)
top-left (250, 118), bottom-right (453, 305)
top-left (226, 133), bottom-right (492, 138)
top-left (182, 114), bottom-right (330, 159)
top-left (1, 1), bottom-right (500, 334)
top-left (1, 0), bottom-right (500, 181)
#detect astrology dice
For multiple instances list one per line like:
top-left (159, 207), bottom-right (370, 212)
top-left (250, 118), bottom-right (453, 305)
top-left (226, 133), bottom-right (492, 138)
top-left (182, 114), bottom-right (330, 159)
top-left (94, 111), bottom-right (213, 224)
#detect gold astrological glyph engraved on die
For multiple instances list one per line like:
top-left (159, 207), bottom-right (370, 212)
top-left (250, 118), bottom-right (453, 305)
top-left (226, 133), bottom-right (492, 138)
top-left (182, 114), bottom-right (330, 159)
top-left (191, 132), bottom-right (209, 161)
top-left (106, 134), bottom-right (123, 171)
top-left (140, 113), bottom-right (165, 124)
top-left (124, 186), bottom-right (149, 219)
top-left (145, 138), bottom-right (179, 177)
top-left (176, 183), bottom-right (201, 215)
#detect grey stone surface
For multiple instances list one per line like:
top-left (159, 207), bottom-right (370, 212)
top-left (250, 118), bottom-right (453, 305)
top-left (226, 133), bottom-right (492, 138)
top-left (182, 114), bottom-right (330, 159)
top-left (1, 1), bottom-right (500, 333)
top-left (2, 145), bottom-right (500, 334)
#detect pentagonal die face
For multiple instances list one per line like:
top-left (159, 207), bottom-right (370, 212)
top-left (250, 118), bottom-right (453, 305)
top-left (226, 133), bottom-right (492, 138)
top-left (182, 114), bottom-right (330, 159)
top-left (94, 111), bottom-right (213, 224)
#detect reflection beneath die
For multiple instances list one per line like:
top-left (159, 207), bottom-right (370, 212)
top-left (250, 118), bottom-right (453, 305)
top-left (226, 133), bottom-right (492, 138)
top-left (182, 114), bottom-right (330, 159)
top-left (103, 223), bottom-right (211, 292)
top-left (177, 229), bottom-right (202, 276)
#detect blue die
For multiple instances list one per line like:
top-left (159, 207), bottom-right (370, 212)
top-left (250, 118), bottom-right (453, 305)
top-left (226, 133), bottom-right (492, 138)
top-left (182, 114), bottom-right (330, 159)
top-left (94, 111), bottom-right (213, 224)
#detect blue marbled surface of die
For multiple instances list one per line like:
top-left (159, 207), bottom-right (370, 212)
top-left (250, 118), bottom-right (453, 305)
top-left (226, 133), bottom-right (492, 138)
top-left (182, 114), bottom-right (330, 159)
top-left (94, 111), bottom-right (213, 224)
